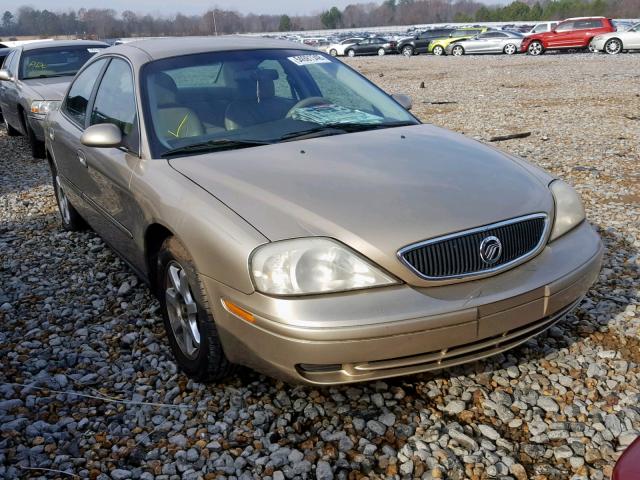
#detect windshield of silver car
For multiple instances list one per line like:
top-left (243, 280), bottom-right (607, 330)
top-left (20, 46), bottom-right (107, 80)
top-left (140, 49), bottom-right (419, 158)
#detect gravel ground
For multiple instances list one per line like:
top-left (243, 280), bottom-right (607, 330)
top-left (1, 53), bottom-right (639, 480)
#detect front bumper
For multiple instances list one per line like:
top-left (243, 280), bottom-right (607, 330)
top-left (26, 114), bottom-right (46, 141)
top-left (203, 221), bottom-right (603, 385)
top-left (590, 38), bottom-right (607, 52)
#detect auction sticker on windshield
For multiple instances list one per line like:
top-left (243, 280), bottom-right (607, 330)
top-left (288, 54), bottom-right (332, 66)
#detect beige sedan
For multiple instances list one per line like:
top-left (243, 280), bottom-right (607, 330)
top-left (45, 37), bottom-right (603, 385)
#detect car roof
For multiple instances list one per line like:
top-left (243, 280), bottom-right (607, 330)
top-left (564, 16), bottom-right (607, 20)
top-left (108, 36), bottom-right (316, 61)
top-left (20, 40), bottom-right (109, 52)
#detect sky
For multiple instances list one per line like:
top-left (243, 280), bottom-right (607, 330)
top-left (0, 0), bottom-right (508, 16)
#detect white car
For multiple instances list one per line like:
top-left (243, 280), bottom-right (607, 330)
top-left (326, 37), bottom-right (364, 56)
top-left (526, 21), bottom-right (559, 35)
top-left (591, 22), bottom-right (640, 54)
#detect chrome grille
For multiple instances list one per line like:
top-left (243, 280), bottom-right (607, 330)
top-left (398, 214), bottom-right (548, 280)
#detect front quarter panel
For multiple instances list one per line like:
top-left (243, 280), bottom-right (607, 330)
top-left (131, 158), bottom-right (268, 294)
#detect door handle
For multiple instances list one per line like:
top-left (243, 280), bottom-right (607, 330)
top-left (77, 150), bottom-right (87, 168)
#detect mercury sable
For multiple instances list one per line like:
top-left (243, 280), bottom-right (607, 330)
top-left (44, 37), bottom-right (603, 385)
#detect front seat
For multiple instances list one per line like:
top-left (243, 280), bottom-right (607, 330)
top-left (224, 69), bottom-right (294, 131)
top-left (151, 73), bottom-right (204, 140)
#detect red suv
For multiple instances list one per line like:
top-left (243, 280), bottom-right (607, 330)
top-left (522, 17), bottom-right (615, 55)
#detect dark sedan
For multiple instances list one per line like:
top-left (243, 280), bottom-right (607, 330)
top-left (344, 37), bottom-right (397, 57)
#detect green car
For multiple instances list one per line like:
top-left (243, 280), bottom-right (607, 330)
top-left (428, 28), bottom-right (489, 55)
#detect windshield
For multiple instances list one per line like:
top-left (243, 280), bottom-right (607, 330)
top-left (20, 45), bottom-right (106, 80)
top-left (141, 49), bottom-right (418, 158)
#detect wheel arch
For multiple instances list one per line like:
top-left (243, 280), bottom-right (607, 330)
top-left (145, 222), bottom-right (176, 296)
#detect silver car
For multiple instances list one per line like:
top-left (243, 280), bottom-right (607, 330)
top-left (446, 31), bottom-right (525, 56)
top-left (591, 22), bottom-right (640, 54)
top-left (45, 37), bottom-right (602, 385)
top-left (0, 40), bottom-right (107, 157)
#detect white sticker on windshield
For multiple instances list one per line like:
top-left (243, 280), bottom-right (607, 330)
top-left (288, 54), bottom-right (332, 66)
top-left (87, 48), bottom-right (102, 53)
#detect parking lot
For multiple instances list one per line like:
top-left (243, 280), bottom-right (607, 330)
top-left (1, 53), bottom-right (639, 479)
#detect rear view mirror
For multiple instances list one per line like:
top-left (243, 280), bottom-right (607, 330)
top-left (0, 69), bottom-right (12, 82)
top-left (392, 93), bottom-right (413, 111)
top-left (81, 123), bottom-right (123, 148)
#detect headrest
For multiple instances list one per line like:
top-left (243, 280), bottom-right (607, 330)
top-left (233, 69), bottom-right (278, 102)
top-left (153, 72), bottom-right (178, 106)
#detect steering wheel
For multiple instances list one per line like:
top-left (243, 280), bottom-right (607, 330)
top-left (286, 97), bottom-right (329, 118)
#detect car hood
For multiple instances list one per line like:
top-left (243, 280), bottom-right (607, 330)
top-left (22, 76), bottom-right (71, 101)
top-left (169, 125), bottom-right (554, 285)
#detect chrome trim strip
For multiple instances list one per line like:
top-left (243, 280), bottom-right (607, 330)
top-left (397, 213), bottom-right (550, 281)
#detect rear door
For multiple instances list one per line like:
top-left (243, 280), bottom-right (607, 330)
top-left (627, 25), bottom-right (640, 48)
top-left (573, 19), bottom-right (603, 46)
top-left (83, 57), bottom-right (144, 265)
top-left (52, 58), bottom-right (109, 218)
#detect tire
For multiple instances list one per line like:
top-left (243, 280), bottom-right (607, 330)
top-left (377, 48), bottom-right (386, 56)
top-left (22, 111), bottom-right (45, 158)
top-left (432, 45), bottom-right (445, 56)
top-left (588, 40), bottom-right (596, 53)
top-left (4, 115), bottom-right (20, 137)
top-left (528, 41), bottom-right (544, 56)
top-left (50, 161), bottom-right (85, 231)
top-left (504, 43), bottom-right (517, 55)
top-left (402, 45), bottom-right (414, 57)
top-left (346, 49), bottom-right (355, 57)
top-left (329, 49), bottom-right (338, 56)
top-left (452, 45), bottom-right (464, 56)
top-left (604, 38), bottom-right (622, 55)
top-left (158, 237), bottom-right (234, 382)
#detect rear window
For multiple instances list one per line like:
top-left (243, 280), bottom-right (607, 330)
top-left (19, 45), bottom-right (106, 80)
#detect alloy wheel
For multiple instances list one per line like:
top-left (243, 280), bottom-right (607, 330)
top-left (504, 44), bottom-right (517, 55)
top-left (330, 49), bottom-right (338, 56)
top-left (165, 261), bottom-right (201, 360)
top-left (378, 48), bottom-right (386, 56)
top-left (347, 49), bottom-right (355, 57)
top-left (55, 175), bottom-right (71, 225)
top-left (605, 39), bottom-right (622, 55)
top-left (402, 46), bottom-right (413, 57)
top-left (433, 45), bottom-right (444, 56)
top-left (452, 46), bottom-right (464, 56)
top-left (528, 42), bottom-right (543, 55)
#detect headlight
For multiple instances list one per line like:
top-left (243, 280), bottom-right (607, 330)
top-left (250, 238), bottom-right (398, 296)
top-left (549, 180), bottom-right (586, 241)
top-left (30, 100), bottom-right (61, 116)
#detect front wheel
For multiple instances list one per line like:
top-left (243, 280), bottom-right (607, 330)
top-left (451, 45), bottom-right (464, 56)
top-left (346, 49), bottom-right (355, 57)
top-left (329, 49), bottom-right (338, 56)
top-left (158, 237), bottom-right (234, 382)
top-left (377, 48), bottom-right (386, 56)
top-left (528, 41), bottom-right (544, 56)
top-left (588, 40), bottom-right (596, 53)
top-left (402, 45), bottom-right (414, 57)
top-left (604, 38), bottom-right (622, 55)
top-left (504, 43), bottom-right (517, 55)
top-left (432, 45), bottom-right (445, 56)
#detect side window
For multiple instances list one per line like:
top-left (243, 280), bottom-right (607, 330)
top-left (556, 22), bottom-right (575, 32)
top-left (1, 51), bottom-right (13, 70)
top-left (258, 59), bottom-right (295, 100)
top-left (90, 58), bottom-right (138, 152)
top-left (64, 58), bottom-right (108, 126)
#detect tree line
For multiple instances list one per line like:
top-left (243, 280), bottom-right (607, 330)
top-left (0, 0), bottom-right (637, 39)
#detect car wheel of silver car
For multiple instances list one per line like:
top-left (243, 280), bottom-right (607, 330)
top-left (50, 163), bottom-right (85, 231)
top-left (604, 38), bottom-right (622, 55)
top-left (21, 111), bottom-right (46, 159)
top-left (329, 49), bottom-right (338, 56)
top-left (346, 49), bottom-right (355, 57)
top-left (452, 45), bottom-right (464, 56)
top-left (4, 116), bottom-right (20, 137)
top-left (402, 45), bottom-right (414, 57)
top-left (528, 41), bottom-right (544, 55)
top-left (432, 45), bottom-right (445, 56)
top-left (504, 44), bottom-right (517, 55)
top-left (158, 237), bottom-right (234, 381)
top-left (377, 48), bottom-right (386, 56)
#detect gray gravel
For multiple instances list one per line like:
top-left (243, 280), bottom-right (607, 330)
top-left (1, 53), bottom-right (639, 479)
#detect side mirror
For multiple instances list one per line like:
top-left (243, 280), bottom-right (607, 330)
top-left (0, 69), bottom-right (13, 82)
top-left (80, 123), bottom-right (122, 148)
top-left (392, 93), bottom-right (412, 111)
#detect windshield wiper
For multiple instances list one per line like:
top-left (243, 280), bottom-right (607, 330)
top-left (276, 121), bottom-right (418, 143)
top-left (161, 138), bottom-right (272, 158)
